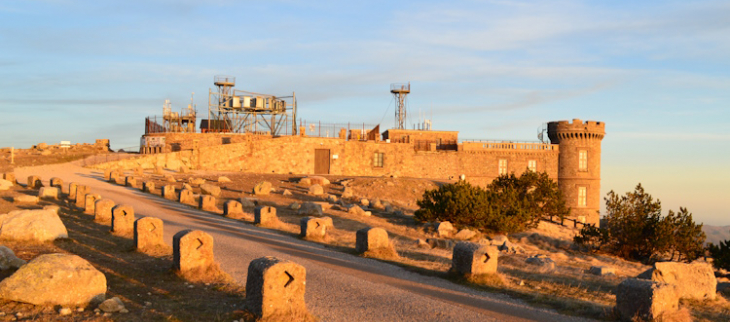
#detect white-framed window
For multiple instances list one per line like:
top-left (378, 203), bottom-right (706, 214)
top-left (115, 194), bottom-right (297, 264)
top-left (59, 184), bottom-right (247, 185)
top-left (498, 159), bottom-right (508, 175)
top-left (578, 150), bottom-right (588, 171)
top-left (528, 160), bottom-right (536, 172)
top-left (578, 186), bottom-right (587, 207)
top-left (373, 152), bottom-right (384, 168)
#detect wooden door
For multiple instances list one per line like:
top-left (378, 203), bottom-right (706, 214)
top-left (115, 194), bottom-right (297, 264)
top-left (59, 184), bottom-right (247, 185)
top-left (314, 149), bottom-right (330, 174)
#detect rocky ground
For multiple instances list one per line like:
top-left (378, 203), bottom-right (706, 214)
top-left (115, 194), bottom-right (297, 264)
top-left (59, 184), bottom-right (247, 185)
top-left (1, 153), bottom-right (729, 320)
top-left (105, 167), bottom-right (730, 321)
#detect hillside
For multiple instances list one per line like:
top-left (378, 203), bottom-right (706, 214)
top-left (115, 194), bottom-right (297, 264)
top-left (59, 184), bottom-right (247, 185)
top-left (704, 225), bottom-right (730, 245)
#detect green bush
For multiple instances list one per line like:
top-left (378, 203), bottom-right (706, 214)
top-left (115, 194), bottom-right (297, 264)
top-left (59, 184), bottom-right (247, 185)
top-left (574, 183), bottom-right (705, 262)
top-left (707, 237), bottom-right (730, 271)
top-left (415, 171), bottom-right (569, 234)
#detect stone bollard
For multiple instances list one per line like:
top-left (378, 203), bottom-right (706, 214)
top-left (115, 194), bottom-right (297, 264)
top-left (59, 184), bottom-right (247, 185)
top-left (27, 176), bottom-right (42, 189)
top-left (300, 217), bottom-right (327, 239)
top-left (109, 171), bottom-right (119, 183)
top-left (452, 242), bottom-right (499, 276)
top-left (94, 199), bottom-right (115, 223)
top-left (199, 195), bottom-right (219, 212)
top-left (84, 194), bottom-right (102, 215)
top-left (223, 200), bottom-right (244, 217)
top-left (246, 257), bottom-right (308, 320)
top-left (162, 185), bottom-right (176, 200)
top-left (50, 177), bottom-right (63, 189)
top-left (254, 206), bottom-right (277, 226)
top-left (104, 169), bottom-right (112, 181)
top-left (616, 278), bottom-right (679, 321)
top-left (125, 176), bottom-right (137, 188)
top-left (178, 189), bottom-right (195, 205)
top-left (142, 181), bottom-right (155, 193)
top-left (111, 205), bottom-right (135, 235)
top-left (134, 217), bottom-right (165, 252)
top-left (355, 227), bottom-right (390, 254)
top-left (2, 172), bottom-right (15, 184)
top-left (38, 187), bottom-right (59, 200)
top-left (74, 185), bottom-right (89, 209)
top-left (67, 182), bottom-right (78, 200)
top-left (173, 230), bottom-right (215, 273)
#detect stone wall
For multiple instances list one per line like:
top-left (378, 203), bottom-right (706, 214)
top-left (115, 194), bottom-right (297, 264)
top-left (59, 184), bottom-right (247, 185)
top-left (94, 136), bottom-right (559, 188)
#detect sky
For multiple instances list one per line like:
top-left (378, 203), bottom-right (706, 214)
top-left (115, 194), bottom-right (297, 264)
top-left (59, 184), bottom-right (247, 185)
top-left (0, 0), bottom-right (728, 225)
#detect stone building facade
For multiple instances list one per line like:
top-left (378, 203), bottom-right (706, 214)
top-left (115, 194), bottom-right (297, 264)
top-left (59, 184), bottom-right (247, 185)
top-left (106, 119), bottom-right (604, 224)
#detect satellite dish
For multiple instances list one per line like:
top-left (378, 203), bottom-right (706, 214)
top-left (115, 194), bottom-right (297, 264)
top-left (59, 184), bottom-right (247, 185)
top-left (537, 123), bottom-right (548, 143)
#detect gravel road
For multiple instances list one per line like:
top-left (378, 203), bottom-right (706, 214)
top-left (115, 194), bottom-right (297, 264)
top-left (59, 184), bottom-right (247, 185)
top-left (15, 162), bottom-right (596, 322)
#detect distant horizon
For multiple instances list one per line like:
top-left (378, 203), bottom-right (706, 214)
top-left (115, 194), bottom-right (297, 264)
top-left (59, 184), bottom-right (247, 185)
top-left (1, 0), bottom-right (727, 225)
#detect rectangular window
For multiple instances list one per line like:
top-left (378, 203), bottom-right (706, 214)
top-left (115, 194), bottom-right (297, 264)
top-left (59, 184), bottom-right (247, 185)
top-left (528, 160), bottom-right (537, 172)
top-left (578, 187), bottom-right (587, 207)
top-left (498, 159), bottom-right (508, 175)
top-left (373, 152), bottom-right (384, 168)
top-left (579, 150), bottom-right (588, 171)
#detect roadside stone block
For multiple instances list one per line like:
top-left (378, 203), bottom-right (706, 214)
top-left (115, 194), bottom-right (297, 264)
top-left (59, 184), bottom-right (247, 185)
top-left (245, 256), bottom-right (307, 319)
top-left (178, 189), bottom-right (195, 205)
top-left (104, 169), bottom-right (112, 180)
top-left (452, 242), bottom-right (499, 275)
top-left (50, 177), bottom-right (63, 189)
top-left (68, 182), bottom-right (78, 201)
top-left (199, 195), bottom-right (219, 212)
top-left (200, 183), bottom-right (221, 197)
top-left (134, 217), bottom-right (165, 252)
top-left (639, 262), bottom-right (717, 300)
top-left (109, 171), bottom-right (120, 183)
top-left (162, 185), bottom-right (176, 199)
top-left (2, 172), bottom-right (15, 184)
top-left (223, 200), bottom-right (244, 217)
top-left (297, 202), bottom-right (323, 216)
top-left (173, 230), bottom-right (214, 273)
top-left (111, 205), bottom-right (135, 235)
top-left (39, 187), bottom-right (59, 200)
top-left (94, 199), bottom-right (115, 223)
top-left (125, 176), bottom-right (137, 188)
top-left (254, 206), bottom-right (277, 226)
top-left (27, 176), bottom-right (42, 189)
top-left (84, 194), bottom-right (101, 214)
top-left (355, 227), bottom-right (390, 253)
top-left (142, 181), bottom-right (155, 193)
top-left (300, 217), bottom-right (327, 239)
top-left (616, 278), bottom-right (679, 321)
top-left (74, 185), bottom-right (89, 209)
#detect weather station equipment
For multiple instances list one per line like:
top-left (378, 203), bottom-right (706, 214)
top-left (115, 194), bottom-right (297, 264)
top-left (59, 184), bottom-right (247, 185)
top-left (206, 75), bottom-right (297, 135)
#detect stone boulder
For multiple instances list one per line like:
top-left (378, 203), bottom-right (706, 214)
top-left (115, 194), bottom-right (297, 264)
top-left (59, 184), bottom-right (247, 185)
top-left (308, 184), bottom-right (324, 196)
top-left (0, 254), bottom-right (106, 305)
top-left (0, 246), bottom-right (26, 270)
top-left (253, 181), bottom-right (272, 195)
top-left (341, 187), bottom-right (353, 199)
top-left (453, 229), bottom-right (477, 240)
top-left (369, 199), bottom-right (384, 210)
top-left (98, 297), bottom-right (126, 313)
top-left (348, 205), bottom-right (371, 217)
top-left (590, 266), bottom-right (616, 276)
top-left (200, 183), bottom-right (221, 197)
top-left (218, 176), bottom-right (232, 183)
top-left (297, 203), bottom-right (323, 216)
top-left (638, 262), bottom-right (717, 300)
top-left (240, 198), bottom-right (257, 209)
top-left (307, 176), bottom-right (330, 186)
top-left (360, 198), bottom-right (370, 207)
top-left (0, 179), bottom-right (13, 191)
top-left (13, 195), bottom-right (39, 204)
top-left (616, 278), bottom-right (679, 321)
top-left (0, 210), bottom-right (68, 242)
top-left (327, 194), bottom-right (338, 203)
top-left (190, 177), bottom-right (206, 185)
top-left (282, 189), bottom-right (292, 196)
top-left (436, 221), bottom-right (455, 237)
top-left (526, 255), bottom-right (555, 270)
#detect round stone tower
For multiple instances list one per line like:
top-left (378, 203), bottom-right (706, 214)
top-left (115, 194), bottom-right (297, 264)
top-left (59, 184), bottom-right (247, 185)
top-left (547, 119), bottom-right (605, 226)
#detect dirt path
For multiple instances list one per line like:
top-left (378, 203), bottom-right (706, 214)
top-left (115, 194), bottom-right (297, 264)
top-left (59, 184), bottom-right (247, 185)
top-left (15, 161), bottom-right (595, 322)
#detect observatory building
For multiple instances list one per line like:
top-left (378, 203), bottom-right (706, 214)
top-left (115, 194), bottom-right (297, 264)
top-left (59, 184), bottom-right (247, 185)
top-left (136, 76), bottom-right (605, 225)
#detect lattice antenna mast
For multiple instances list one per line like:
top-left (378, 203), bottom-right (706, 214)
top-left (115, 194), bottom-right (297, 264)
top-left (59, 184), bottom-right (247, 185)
top-left (390, 82), bottom-right (410, 129)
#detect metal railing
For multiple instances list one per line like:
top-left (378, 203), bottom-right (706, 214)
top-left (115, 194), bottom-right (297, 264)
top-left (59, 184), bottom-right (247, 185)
top-left (299, 120), bottom-right (379, 140)
top-left (461, 139), bottom-right (557, 151)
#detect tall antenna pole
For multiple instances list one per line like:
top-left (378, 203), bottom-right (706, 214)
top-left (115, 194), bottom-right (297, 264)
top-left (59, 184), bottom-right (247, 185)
top-left (390, 82), bottom-right (410, 129)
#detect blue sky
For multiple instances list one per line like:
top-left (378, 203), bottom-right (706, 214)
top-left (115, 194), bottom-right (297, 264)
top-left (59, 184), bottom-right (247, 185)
top-left (1, 0), bottom-right (728, 225)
